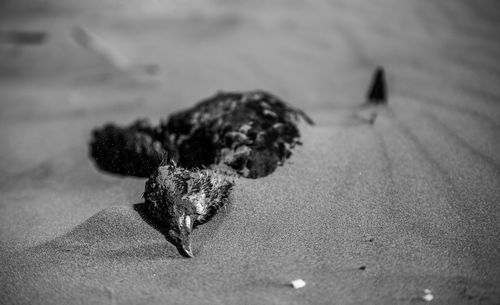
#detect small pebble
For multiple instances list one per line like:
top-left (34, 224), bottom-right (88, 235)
top-left (423, 289), bottom-right (434, 301)
top-left (291, 279), bottom-right (306, 289)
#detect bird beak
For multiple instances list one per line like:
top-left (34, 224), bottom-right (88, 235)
top-left (180, 243), bottom-right (194, 258)
top-left (177, 214), bottom-right (194, 258)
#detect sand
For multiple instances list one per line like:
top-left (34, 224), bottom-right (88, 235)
top-left (1, 0), bottom-right (500, 304)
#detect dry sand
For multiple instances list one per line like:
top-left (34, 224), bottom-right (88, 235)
top-left (1, 0), bottom-right (500, 304)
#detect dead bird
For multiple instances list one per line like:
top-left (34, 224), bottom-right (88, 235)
top-left (143, 163), bottom-right (234, 257)
top-left (90, 90), bottom-right (313, 178)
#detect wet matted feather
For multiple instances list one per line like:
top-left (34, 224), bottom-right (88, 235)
top-left (164, 90), bottom-right (314, 177)
top-left (89, 90), bottom-right (313, 178)
top-left (89, 119), bottom-right (168, 177)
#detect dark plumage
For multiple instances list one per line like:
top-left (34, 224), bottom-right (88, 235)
top-left (89, 90), bottom-right (313, 178)
top-left (89, 119), bottom-right (169, 177)
top-left (163, 90), bottom-right (314, 178)
top-left (143, 163), bottom-right (234, 257)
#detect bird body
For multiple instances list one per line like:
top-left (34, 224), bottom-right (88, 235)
top-left (143, 163), bottom-right (234, 257)
top-left (90, 90), bottom-right (313, 179)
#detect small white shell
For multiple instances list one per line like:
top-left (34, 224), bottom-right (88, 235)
top-left (291, 279), bottom-right (306, 289)
top-left (422, 289), bottom-right (434, 302)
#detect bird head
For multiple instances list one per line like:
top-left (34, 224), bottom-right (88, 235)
top-left (167, 200), bottom-right (196, 258)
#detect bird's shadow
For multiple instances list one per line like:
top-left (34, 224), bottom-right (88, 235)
top-left (132, 202), bottom-right (192, 258)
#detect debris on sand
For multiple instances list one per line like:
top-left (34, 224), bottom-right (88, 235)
top-left (290, 279), bottom-right (306, 289)
top-left (367, 66), bottom-right (387, 105)
top-left (143, 163), bottom-right (234, 257)
top-left (355, 109), bottom-right (378, 125)
top-left (422, 289), bottom-right (434, 302)
top-left (89, 90), bottom-right (313, 178)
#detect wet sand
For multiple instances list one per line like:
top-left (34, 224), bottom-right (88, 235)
top-left (1, 0), bottom-right (500, 304)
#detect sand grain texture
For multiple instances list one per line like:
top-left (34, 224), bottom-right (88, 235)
top-left (1, 0), bottom-right (500, 304)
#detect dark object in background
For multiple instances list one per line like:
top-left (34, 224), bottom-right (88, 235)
top-left (367, 66), bottom-right (387, 104)
top-left (143, 163), bottom-right (234, 257)
top-left (89, 90), bottom-right (313, 178)
top-left (0, 30), bottom-right (48, 45)
top-left (90, 119), bottom-right (168, 177)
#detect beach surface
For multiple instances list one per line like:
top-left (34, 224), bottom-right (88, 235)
top-left (1, 0), bottom-right (500, 304)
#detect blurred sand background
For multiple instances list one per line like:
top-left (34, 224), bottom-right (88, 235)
top-left (1, 0), bottom-right (499, 304)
